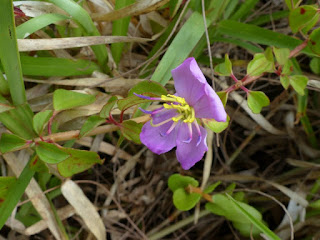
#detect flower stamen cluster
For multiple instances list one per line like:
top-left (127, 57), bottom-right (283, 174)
top-left (136, 57), bottom-right (227, 170)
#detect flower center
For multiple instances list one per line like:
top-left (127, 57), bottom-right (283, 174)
top-left (161, 94), bottom-right (195, 123)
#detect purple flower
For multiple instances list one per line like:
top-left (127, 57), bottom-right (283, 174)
top-left (136, 58), bottom-right (227, 170)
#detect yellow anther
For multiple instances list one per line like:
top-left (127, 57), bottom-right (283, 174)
top-left (172, 115), bottom-right (183, 122)
top-left (160, 94), bottom-right (196, 124)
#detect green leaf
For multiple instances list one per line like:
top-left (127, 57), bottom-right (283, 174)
top-left (203, 115), bottom-right (230, 133)
top-left (151, 12), bottom-right (206, 86)
top-left (273, 47), bottom-right (290, 65)
top-left (57, 148), bottom-right (101, 177)
top-left (227, 195), bottom-right (280, 239)
top-left (100, 96), bottom-right (118, 118)
top-left (0, 160), bottom-right (35, 229)
top-left (214, 54), bottom-right (232, 76)
top-left (169, 0), bottom-right (184, 17)
top-left (49, 0), bottom-right (108, 70)
top-left (216, 20), bottom-right (315, 56)
top-left (284, 0), bottom-right (300, 10)
top-left (79, 115), bottom-right (105, 138)
top-left (0, 177), bottom-right (16, 206)
top-left (16, 13), bottom-right (69, 39)
top-left (216, 91), bottom-right (228, 107)
top-left (0, 104), bottom-right (36, 139)
top-left (0, 2), bottom-right (26, 105)
top-left (280, 76), bottom-right (290, 89)
top-left (247, 53), bottom-right (274, 76)
top-left (204, 181), bottom-right (221, 194)
top-left (310, 57), bottom-right (320, 75)
top-left (33, 110), bottom-right (53, 136)
top-left (309, 28), bottom-right (320, 55)
top-left (282, 60), bottom-right (294, 75)
top-left (29, 155), bottom-right (49, 173)
top-left (247, 91), bottom-right (270, 114)
top-left (117, 94), bottom-right (158, 112)
top-left (21, 56), bottom-right (100, 77)
top-left (289, 75), bottom-right (308, 96)
top-left (205, 194), bottom-right (267, 237)
top-left (289, 6), bottom-right (319, 33)
top-left (120, 120), bottom-right (143, 144)
top-left (168, 174), bottom-right (199, 192)
top-left (53, 89), bottom-right (95, 111)
top-left (128, 80), bottom-right (167, 97)
top-left (36, 142), bottom-right (69, 164)
top-left (173, 188), bottom-right (201, 211)
top-left (0, 133), bottom-right (27, 153)
top-left (111, 0), bottom-right (135, 64)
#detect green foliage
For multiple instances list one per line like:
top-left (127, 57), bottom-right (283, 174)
top-left (273, 47), bottom-right (290, 65)
top-left (205, 194), bottom-right (276, 238)
top-left (0, 177), bottom-right (16, 206)
top-left (117, 95), bottom-right (156, 112)
top-left (128, 80), bottom-right (167, 97)
top-left (289, 75), bottom-right (308, 96)
top-left (111, 0), bottom-right (135, 64)
top-left (33, 110), bottom-right (53, 136)
top-left (36, 142), bottom-right (69, 164)
top-left (216, 91), bottom-right (228, 107)
top-left (203, 115), bottom-right (230, 133)
top-left (79, 115), bottom-right (106, 138)
top-left (309, 28), bottom-right (320, 55)
top-left (0, 133), bottom-right (27, 153)
top-left (29, 155), bottom-right (49, 173)
top-left (57, 148), bottom-right (101, 177)
top-left (120, 120), bottom-right (143, 144)
top-left (289, 6), bottom-right (319, 33)
top-left (214, 54), bottom-right (232, 76)
top-left (168, 174), bottom-right (199, 191)
top-left (247, 91), bottom-right (270, 114)
top-left (16, 13), bottom-right (69, 39)
top-left (49, 0), bottom-right (108, 70)
top-left (100, 96), bottom-right (118, 118)
top-left (247, 53), bottom-right (274, 76)
top-left (204, 181), bottom-right (221, 194)
top-left (53, 89), bottom-right (96, 111)
top-left (310, 57), bottom-right (320, 74)
top-left (173, 188), bottom-right (201, 211)
top-left (21, 56), bottom-right (100, 77)
top-left (168, 174), bottom-right (201, 211)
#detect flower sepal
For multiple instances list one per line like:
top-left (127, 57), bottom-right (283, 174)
top-left (203, 115), bottom-right (230, 133)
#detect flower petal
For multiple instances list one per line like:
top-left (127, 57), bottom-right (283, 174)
top-left (171, 57), bottom-right (207, 105)
top-left (176, 123), bottom-right (208, 170)
top-left (140, 109), bottom-right (178, 155)
top-left (193, 84), bottom-right (227, 122)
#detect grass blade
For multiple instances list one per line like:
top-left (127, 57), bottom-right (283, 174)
top-left (16, 13), bottom-right (69, 39)
top-left (0, 159), bottom-right (35, 229)
top-left (0, 0), bottom-right (26, 105)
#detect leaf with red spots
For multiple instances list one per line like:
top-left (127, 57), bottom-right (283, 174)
top-left (0, 177), bottom-right (16, 206)
top-left (289, 5), bottom-right (319, 33)
top-left (308, 28), bottom-right (320, 55)
top-left (57, 148), bottom-right (102, 177)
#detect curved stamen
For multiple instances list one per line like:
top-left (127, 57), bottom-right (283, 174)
top-left (160, 121), bottom-right (178, 137)
top-left (139, 107), bottom-right (164, 115)
top-left (183, 123), bottom-right (193, 143)
top-left (193, 120), bottom-right (202, 146)
top-left (134, 93), bottom-right (162, 101)
top-left (150, 117), bottom-right (173, 127)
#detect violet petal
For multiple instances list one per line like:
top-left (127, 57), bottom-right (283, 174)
top-left (171, 57), bottom-right (207, 105)
top-left (176, 123), bottom-right (208, 170)
top-left (140, 109), bottom-right (178, 155)
top-left (193, 84), bottom-right (227, 122)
